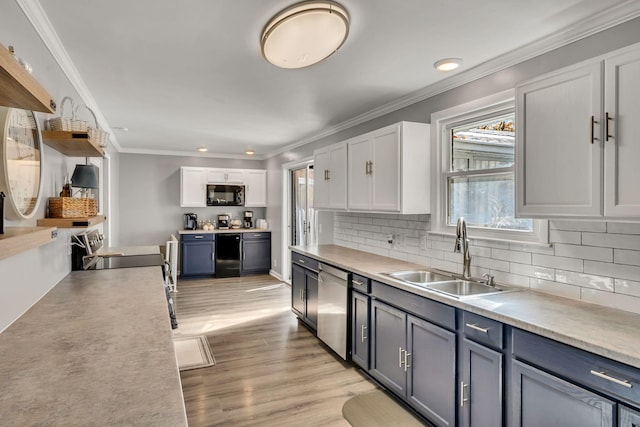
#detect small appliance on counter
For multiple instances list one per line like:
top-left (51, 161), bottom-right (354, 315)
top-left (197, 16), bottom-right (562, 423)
top-left (256, 219), bottom-right (268, 230)
top-left (230, 218), bottom-right (242, 229)
top-left (243, 210), bottom-right (253, 229)
top-left (217, 214), bottom-right (230, 230)
top-left (184, 213), bottom-right (198, 230)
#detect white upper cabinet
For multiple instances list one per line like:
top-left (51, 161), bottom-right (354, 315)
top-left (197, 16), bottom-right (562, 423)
top-left (604, 47), bottom-right (640, 217)
top-left (180, 167), bottom-right (206, 207)
top-left (347, 122), bottom-right (430, 214)
top-left (244, 169), bottom-right (267, 207)
top-left (207, 168), bottom-right (244, 184)
top-left (516, 42), bottom-right (640, 219)
top-left (314, 142), bottom-right (347, 210)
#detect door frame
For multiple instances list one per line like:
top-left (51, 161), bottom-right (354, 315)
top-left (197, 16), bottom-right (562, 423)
top-left (281, 157), bottom-right (313, 284)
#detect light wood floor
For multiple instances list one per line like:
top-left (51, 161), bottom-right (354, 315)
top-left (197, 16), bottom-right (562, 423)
top-left (174, 275), bottom-right (377, 426)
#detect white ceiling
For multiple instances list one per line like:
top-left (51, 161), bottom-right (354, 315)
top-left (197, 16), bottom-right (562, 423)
top-left (27, 0), bottom-right (639, 158)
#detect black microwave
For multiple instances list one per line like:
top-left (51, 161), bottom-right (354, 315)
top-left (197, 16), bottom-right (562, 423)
top-left (207, 184), bottom-right (245, 206)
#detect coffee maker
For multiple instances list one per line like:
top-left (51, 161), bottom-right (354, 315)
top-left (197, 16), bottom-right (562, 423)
top-left (217, 214), bottom-right (230, 230)
top-left (243, 211), bottom-right (253, 229)
top-left (184, 213), bottom-right (197, 230)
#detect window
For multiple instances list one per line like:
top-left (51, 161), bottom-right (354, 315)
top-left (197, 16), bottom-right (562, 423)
top-left (431, 90), bottom-right (548, 244)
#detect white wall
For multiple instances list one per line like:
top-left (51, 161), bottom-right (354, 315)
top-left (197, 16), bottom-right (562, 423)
top-left (334, 213), bottom-right (640, 314)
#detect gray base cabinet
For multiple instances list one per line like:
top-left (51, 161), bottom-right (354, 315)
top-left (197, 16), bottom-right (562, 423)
top-left (291, 253), bottom-right (318, 331)
top-left (370, 299), bottom-right (456, 427)
top-left (460, 338), bottom-right (503, 427)
top-left (181, 234), bottom-right (215, 277)
top-left (620, 405), bottom-right (640, 427)
top-left (241, 232), bottom-right (271, 275)
top-left (351, 290), bottom-right (369, 369)
top-left (512, 360), bottom-right (615, 427)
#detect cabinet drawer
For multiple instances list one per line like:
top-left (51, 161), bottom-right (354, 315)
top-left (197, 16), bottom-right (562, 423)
top-left (182, 233), bottom-right (214, 242)
top-left (371, 280), bottom-right (455, 331)
top-left (462, 311), bottom-right (503, 350)
top-left (351, 274), bottom-right (370, 293)
top-left (243, 232), bottom-right (270, 240)
top-left (512, 329), bottom-right (640, 406)
top-left (291, 252), bottom-right (319, 272)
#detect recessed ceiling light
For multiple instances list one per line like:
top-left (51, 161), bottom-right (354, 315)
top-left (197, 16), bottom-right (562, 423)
top-left (197, 146), bottom-right (208, 152)
top-left (434, 58), bottom-right (463, 72)
top-left (112, 126), bottom-right (128, 132)
top-left (261, 1), bottom-right (350, 69)
top-left (246, 150), bottom-right (255, 155)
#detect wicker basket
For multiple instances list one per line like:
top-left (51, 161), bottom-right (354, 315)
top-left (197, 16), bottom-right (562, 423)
top-left (48, 197), bottom-right (97, 218)
top-left (80, 105), bottom-right (109, 148)
top-left (47, 97), bottom-right (87, 132)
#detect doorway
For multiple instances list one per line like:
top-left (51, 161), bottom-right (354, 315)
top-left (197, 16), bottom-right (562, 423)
top-left (291, 164), bottom-right (316, 247)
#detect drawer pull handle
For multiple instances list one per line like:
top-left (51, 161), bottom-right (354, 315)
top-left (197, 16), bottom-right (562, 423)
top-left (590, 370), bottom-right (633, 388)
top-left (298, 259), bottom-right (305, 264)
top-left (194, 236), bottom-right (204, 239)
top-left (352, 280), bottom-right (364, 286)
top-left (466, 323), bottom-right (489, 333)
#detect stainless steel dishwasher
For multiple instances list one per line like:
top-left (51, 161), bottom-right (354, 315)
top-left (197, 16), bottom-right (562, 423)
top-left (317, 263), bottom-right (350, 360)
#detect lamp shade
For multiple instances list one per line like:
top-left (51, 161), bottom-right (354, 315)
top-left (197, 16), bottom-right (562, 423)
top-left (71, 164), bottom-right (99, 189)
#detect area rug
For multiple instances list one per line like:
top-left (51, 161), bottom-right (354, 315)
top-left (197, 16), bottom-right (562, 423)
top-left (173, 335), bottom-right (216, 371)
top-left (342, 390), bottom-right (426, 426)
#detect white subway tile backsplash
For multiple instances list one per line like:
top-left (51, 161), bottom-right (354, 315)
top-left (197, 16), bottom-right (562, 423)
top-left (554, 244), bottom-right (613, 262)
top-left (492, 248), bottom-right (532, 264)
top-left (580, 289), bottom-right (640, 315)
top-left (614, 249), bottom-right (640, 266)
top-left (532, 254), bottom-right (583, 272)
top-left (334, 213), bottom-right (640, 312)
top-left (582, 232), bottom-right (640, 250)
top-left (549, 220), bottom-right (606, 232)
top-left (615, 279), bottom-right (640, 298)
top-left (555, 270), bottom-right (614, 291)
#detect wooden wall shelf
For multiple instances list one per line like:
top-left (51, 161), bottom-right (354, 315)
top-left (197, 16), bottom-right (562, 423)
top-left (42, 131), bottom-right (105, 157)
top-left (0, 43), bottom-right (56, 114)
top-left (0, 226), bottom-right (57, 262)
top-left (37, 215), bottom-right (106, 228)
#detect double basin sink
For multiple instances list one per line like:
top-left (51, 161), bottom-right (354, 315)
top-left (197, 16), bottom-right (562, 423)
top-left (385, 270), bottom-right (514, 299)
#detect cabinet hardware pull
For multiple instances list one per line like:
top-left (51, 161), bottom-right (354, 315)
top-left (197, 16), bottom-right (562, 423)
top-left (605, 112), bottom-right (612, 141)
top-left (465, 323), bottom-right (489, 333)
top-left (365, 161), bottom-right (369, 176)
top-left (327, 169), bottom-right (330, 180)
top-left (590, 370), bottom-right (633, 388)
top-left (361, 325), bottom-right (367, 342)
top-left (590, 115), bottom-right (599, 144)
top-left (369, 160), bottom-right (373, 175)
top-left (460, 381), bottom-right (469, 407)
top-left (404, 351), bottom-right (411, 372)
top-left (352, 280), bottom-right (364, 286)
top-left (399, 347), bottom-right (405, 368)
top-left (194, 235), bottom-right (204, 239)
top-left (298, 259), bottom-right (305, 264)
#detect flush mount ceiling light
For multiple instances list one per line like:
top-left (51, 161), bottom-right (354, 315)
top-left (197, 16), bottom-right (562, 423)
top-left (245, 150), bottom-right (255, 155)
top-left (197, 146), bottom-right (208, 152)
top-left (261, 1), bottom-right (349, 69)
top-left (434, 58), bottom-right (463, 72)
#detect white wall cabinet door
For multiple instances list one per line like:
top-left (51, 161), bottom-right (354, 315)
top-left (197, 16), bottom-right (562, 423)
top-left (207, 168), bottom-right (244, 183)
top-left (313, 142), bottom-right (347, 210)
top-left (604, 46), bottom-right (640, 217)
top-left (370, 127), bottom-right (400, 212)
top-left (180, 167), bottom-right (206, 207)
top-left (347, 135), bottom-right (373, 211)
top-left (244, 169), bottom-right (267, 207)
top-left (516, 60), bottom-right (603, 218)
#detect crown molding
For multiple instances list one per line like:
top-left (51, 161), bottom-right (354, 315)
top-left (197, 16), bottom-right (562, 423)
top-left (264, 0), bottom-right (640, 159)
top-left (16, 0), bottom-right (123, 152)
top-left (118, 147), bottom-right (265, 160)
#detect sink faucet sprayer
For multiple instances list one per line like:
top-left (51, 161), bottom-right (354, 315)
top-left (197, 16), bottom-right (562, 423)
top-left (454, 217), bottom-right (472, 279)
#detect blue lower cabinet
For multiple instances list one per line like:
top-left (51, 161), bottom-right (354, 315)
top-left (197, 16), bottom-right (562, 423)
top-left (351, 291), bottom-right (370, 370)
top-left (241, 232), bottom-right (271, 275)
top-left (181, 234), bottom-right (215, 278)
top-left (620, 405), bottom-right (640, 427)
top-left (511, 360), bottom-right (615, 427)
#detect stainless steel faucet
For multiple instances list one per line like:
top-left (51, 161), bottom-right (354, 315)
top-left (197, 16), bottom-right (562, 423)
top-left (454, 217), bottom-right (472, 279)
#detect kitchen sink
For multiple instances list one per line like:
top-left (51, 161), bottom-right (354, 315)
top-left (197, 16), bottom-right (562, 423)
top-left (385, 270), bottom-right (453, 285)
top-left (425, 280), bottom-right (509, 298)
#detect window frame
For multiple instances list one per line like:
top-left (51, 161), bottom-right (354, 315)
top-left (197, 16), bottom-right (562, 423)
top-left (430, 89), bottom-right (549, 245)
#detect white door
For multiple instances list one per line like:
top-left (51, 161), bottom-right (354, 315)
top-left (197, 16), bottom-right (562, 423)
top-left (313, 148), bottom-right (330, 209)
top-left (226, 170), bottom-right (244, 183)
top-left (207, 169), bottom-right (227, 183)
top-left (244, 170), bottom-right (267, 207)
top-left (180, 167), bottom-right (206, 207)
top-left (328, 143), bottom-right (348, 210)
top-left (604, 46), bottom-right (640, 217)
top-left (516, 61), bottom-right (603, 218)
top-left (348, 136), bottom-right (372, 210)
top-left (370, 126), bottom-right (400, 212)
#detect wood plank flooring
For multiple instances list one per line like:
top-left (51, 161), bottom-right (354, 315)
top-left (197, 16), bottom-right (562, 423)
top-left (174, 275), bottom-right (377, 426)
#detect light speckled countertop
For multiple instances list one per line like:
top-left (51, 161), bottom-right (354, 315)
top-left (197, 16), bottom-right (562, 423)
top-left (0, 267), bottom-right (188, 426)
top-left (292, 244), bottom-right (640, 368)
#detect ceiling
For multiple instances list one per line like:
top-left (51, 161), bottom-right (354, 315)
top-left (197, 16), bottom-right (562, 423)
top-left (27, 0), bottom-right (638, 158)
